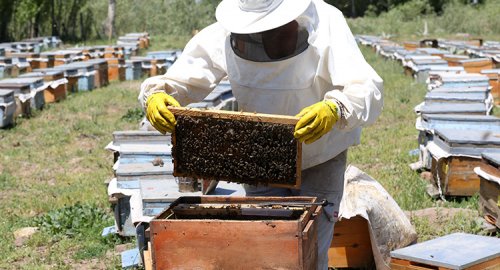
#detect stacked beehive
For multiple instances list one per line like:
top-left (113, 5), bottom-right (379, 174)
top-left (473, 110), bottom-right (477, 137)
top-left (356, 35), bottom-right (500, 231)
top-left (104, 81), bottom-right (244, 268)
top-left (0, 32), bottom-right (185, 129)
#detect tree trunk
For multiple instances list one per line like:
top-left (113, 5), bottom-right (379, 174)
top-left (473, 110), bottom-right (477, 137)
top-left (105, 0), bottom-right (116, 41)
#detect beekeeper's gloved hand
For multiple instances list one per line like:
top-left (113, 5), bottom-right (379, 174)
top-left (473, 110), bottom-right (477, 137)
top-left (146, 92), bottom-right (180, 134)
top-left (294, 100), bottom-right (339, 144)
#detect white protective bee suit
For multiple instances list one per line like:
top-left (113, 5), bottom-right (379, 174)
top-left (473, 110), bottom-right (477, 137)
top-left (139, 0), bottom-right (383, 269)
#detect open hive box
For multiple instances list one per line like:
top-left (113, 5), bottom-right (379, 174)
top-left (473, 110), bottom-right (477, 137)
top-left (170, 107), bottom-right (302, 189)
top-left (149, 196), bottom-right (320, 270)
top-left (476, 152), bottom-right (500, 229)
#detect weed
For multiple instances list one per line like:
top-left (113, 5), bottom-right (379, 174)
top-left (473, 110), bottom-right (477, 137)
top-left (122, 108), bottom-right (145, 123)
top-left (34, 203), bottom-right (111, 239)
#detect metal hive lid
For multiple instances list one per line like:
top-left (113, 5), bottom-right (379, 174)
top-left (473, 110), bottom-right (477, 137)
top-left (432, 86), bottom-right (489, 93)
top-left (116, 162), bottom-right (173, 176)
top-left (439, 73), bottom-right (489, 82)
top-left (120, 144), bottom-right (172, 156)
top-left (422, 114), bottom-right (499, 122)
top-left (0, 77), bottom-right (44, 87)
top-left (390, 233), bottom-right (500, 269)
top-left (425, 91), bottom-right (486, 102)
top-left (0, 89), bottom-right (14, 97)
top-left (418, 102), bottom-right (487, 114)
top-left (435, 128), bottom-right (500, 146)
top-left (112, 130), bottom-right (170, 144)
top-left (482, 152), bottom-right (500, 167)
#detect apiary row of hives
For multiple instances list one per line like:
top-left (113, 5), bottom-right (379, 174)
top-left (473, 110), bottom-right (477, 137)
top-left (356, 35), bottom-right (500, 231)
top-left (103, 81), bottom-right (249, 268)
top-left (0, 33), bottom-right (184, 129)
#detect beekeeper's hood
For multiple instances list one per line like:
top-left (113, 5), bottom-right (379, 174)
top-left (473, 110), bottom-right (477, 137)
top-left (216, 0), bottom-right (319, 62)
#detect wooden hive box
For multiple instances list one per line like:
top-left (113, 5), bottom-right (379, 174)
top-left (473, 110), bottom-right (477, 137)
top-left (19, 70), bottom-right (67, 103)
top-left (443, 54), bottom-right (470, 66)
top-left (104, 46), bottom-right (125, 59)
top-left (150, 196), bottom-right (320, 270)
top-left (0, 89), bottom-right (16, 128)
top-left (477, 152), bottom-right (500, 229)
top-left (49, 66), bottom-right (80, 93)
top-left (130, 57), bottom-right (151, 77)
top-left (0, 77), bottom-right (46, 111)
top-left (481, 69), bottom-right (500, 105)
top-left (456, 58), bottom-right (494, 73)
top-left (106, 58), bottom-right (126, 82)
top-left (429, 128), bottom-right (500, 196)
top-left (131, 57), bottom-right (165, 77)
top-left (37, 53), bottom-right (55, 68)
top-left (403, 41), bottom-right (419, 51)
top-left (390, 233), bottom-right (500, 270)
top-left (328, 216), bottom-right (374, 269)
top-left (125, 33), bottom-right (150, 49)
top-left (87, 59), bottom-right (109, 88)
top-left (124, 59), bottom-right (142, 80)
top-left (51, 52), bottom-right (72, 66)
top-left (170, 107), bottom-right (302, 189)
top-left (0, 85), bottom-right (31, 118)
top-left (62, 62), bottom-right (95, 91)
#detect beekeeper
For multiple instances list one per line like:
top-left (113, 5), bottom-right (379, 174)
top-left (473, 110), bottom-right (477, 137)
top-left (139, 0), bottom-right (383, 268)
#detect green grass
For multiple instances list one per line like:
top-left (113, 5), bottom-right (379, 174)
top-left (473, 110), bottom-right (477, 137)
top-left (347, 0), bottom-right (500, 41)
top-left (0, 37), bottom-right (489, 269)
top-left (0, 80), bottom-right (141, 269)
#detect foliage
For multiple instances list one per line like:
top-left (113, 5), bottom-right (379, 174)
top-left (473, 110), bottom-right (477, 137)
top-left (0, 80), bottom-right (140, 269)
top-left (34, 203), bottom-right (111, 238)
top-left (326, 0), bottom-right (483, 17)
top-left (122, 107), bottom-right (145, 122)
top-left (348, 0), bottom-right (500, 38)
top-left (1, 0), bottom-right (219, 42)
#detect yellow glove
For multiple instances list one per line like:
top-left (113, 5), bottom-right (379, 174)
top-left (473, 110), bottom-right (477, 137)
top-left (294, 100), bottom-right (339, 144)
top-left (146, 92), bottom-right (181, 134)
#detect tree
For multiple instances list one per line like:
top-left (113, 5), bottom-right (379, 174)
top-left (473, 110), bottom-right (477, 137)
top-left (105, 0), bottom-right (116, 40)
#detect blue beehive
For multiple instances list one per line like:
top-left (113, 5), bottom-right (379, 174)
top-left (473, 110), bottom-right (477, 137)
top-left (59, 62), bottom-right (95, 91)
top-left (125, 59), bottom-right (142, 80)
top-left (0, 77), bottom-right (46, 110)
top-left (438, 73), bottom-right (490, 88)
top-left (146, 50), bottom-right (180, 68)
top-left (0, 89), bottom-right (16, 128)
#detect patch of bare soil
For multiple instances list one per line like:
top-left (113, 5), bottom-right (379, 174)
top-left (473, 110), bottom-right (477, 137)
top-left (405, 207), bottom-right (479, 226)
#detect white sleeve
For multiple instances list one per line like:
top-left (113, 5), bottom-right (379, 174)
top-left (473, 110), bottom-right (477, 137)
top-left (318, 7), bottom-right (383, 131)
top-left (138, 23), bottom-right (228, 108)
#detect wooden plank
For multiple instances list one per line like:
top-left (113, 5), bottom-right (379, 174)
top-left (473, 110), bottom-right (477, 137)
top-left (390, 259), bottom-right (452, 270)
top-left (329, 216), bottom-right (374, 268)
top-left (169, 106), bottom-right (300, 125)
top-left (143, 242), bottom-right (153, 270)
top-left (446, 157), bottom-right (482, 196)
top-left (465, 256), bottom-right (500, 270)
top-left (151, 220), bottom-right (307, 269)
top-left (479, 177), bottom-right (500, 227)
